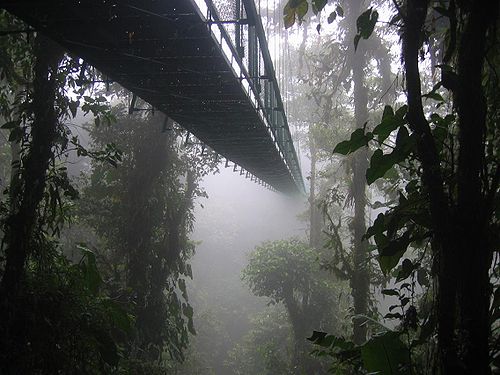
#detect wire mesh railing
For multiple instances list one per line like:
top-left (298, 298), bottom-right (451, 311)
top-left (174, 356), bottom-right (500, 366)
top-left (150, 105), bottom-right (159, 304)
top-left (192, 0), bottom-right (305, 194)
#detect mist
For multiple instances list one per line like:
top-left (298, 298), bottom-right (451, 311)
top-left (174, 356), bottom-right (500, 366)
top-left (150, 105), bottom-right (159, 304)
top-left (0, 0), bottom-right (497, 374)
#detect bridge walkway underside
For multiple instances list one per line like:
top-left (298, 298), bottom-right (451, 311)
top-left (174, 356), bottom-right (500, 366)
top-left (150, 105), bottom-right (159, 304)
top-left (2, 0), bottom-right (303, 194)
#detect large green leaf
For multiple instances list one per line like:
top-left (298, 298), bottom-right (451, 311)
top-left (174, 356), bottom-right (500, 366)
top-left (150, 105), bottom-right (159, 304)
top-left (373, 105), bottom-right (408, 142)
top-left (333, 127), bottom-right (373, 155)
top-left (94, 330), bottom-right (120, 366)
top-left (284, 0), bottom-right (309, 28)
top-left (377, 231), bottom-right (411, 274)
top-left (361, 331), bottom-right (410, 374)
top-left (283, 3), bottom-right (296, 28)
top-left (354, 8), bottom-right (379, 50)
top-left (365, 213), bottom-right (386, 239)
top-left (102, 299), bottom-right (132, 334)
top-left (396, 258), bottom-right (419, 282)
top-left (312, 0), bottom-right (327, 14)
top-left (77, 245), bottom-right (102, 295)
top-left (366, 149), bottom-right (397, 185)
top-left (336, 5), bottom-right (344, 17)
top-left (366, 126), bottom-right (415, 184)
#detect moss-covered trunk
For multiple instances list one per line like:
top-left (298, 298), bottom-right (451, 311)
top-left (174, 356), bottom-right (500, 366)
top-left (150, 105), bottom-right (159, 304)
top-left (0, 35), bottom-right (62, 299)
top-left (348, 0), bottom-right (370, 345)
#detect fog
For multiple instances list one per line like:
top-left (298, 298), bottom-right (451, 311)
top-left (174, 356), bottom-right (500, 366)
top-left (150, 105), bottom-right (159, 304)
top-left (186, 168), bottom-right (305, 374)
top-left (1, 0), bottom-right (495, 373)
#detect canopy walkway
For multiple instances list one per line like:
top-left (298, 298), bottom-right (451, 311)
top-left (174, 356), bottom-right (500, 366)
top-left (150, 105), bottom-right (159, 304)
top-left (1, 0), bottom-right (305, 194)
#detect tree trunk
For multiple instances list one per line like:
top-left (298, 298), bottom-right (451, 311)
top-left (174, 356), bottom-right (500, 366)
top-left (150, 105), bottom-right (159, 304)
top-left (454, 1), bottom-right (495, 373)
top-left (0, 35), bottom-right (62, 299)
top-left (348, 0), bottom-right (370, 345)
top-left (122, 114), bottom-right (171, 358)
top-left (309, 132), bottom-right (322, 249)
top-left (402, 1), bottom-right (461, 372)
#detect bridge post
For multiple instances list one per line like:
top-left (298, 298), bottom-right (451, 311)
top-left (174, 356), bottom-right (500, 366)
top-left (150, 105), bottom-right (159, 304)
top-left (248, 25), bottom-right (258, 87)
top-left (235, 0), bottom-right (243, 58)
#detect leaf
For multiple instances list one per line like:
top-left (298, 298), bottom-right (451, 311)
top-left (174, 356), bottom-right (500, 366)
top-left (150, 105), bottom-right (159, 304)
top-left (377, 232), bottom-right (411, 274)
top-left (395, 105), bottom-right (408, 118)
top-left (381, 289), bottom-right (399, 296)
top-left (327, 11), bottom-right (337, 24)
top-left (367, 126), bottom-right (415, 184)
top-left (183, 303), bottom-right (194, 319)
top-left (102, 299), bottom-right (132, 334)
top-left (8, 127), bottom-right (23, 143)
top-left (361, 331), bottom-right (410, 374)
top-left (417, 268), bottom-right (429, 287)
top-left (396, 258), bottom-right (419, 282)
top-left (365, 213), bottom-right (386, 239)
top-left (95, 330), bottom-right (120, 366)
top-left (283, 4), bottom-right (296, 29)
top-left (354, 8), bottom-right (378, 50)
top-left (389, 12), bottom-right (402, 25)
top-left (1, 120), bottom-right (19, 130)
top-left (366, 149), bottom-right (395, 184)
top-left (354, 34), bottom-right (361, 51)
top-left (382, 104), bottom-right (395, 119)
top-left (68, 100), bottom-right (79, 118)
top-left (333, 127), bottom-right (372, 155)
top-left (77, 245), bottom-right (102, 294)
top-left (395, 125), bottom-right (415, 156)
top-left (312, 0), bottom-right (327, 14)
top-left (308, 331), bottom-right (355, 351)
top-left (423, 92), bottom-right (444, 102)
top-left (284, 0), bottom-right (308, 27)
top-left (296, 1), bottom-right (309, 20)
top-left (384, 312), bottom-right (403, 319)
top-left (336, 5), bottom-right (344, 17)
top-left (400, 297), bottom-right (410, 307)
top-left (373, 105), bottom-right (407, 142)
top-left (308, 331), bottom-right (334, 347)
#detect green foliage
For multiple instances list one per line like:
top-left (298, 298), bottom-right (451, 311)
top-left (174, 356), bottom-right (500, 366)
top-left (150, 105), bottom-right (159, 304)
top-left (243, 239), bottom-right (326, 304)
top-left (373, 105), bottom-right (408, 143)
top-left (0, 249), bottom-right (132, 374)
top-left (284, 0), bottom-right (309, 29)
top-left (287, 0), bottom-right (500, 372)
top-left (243, 239), bottom-right (344, 373)
top-left (332, 127), bottom-right (372, 155)
top-left (360, 331), bottom-right (410, 374)
top-left (227, 306), bottom-right (293, 375)
top-left (284, 0), bottom-right (346, 31)
top-left (309, 329), bottom-right (410, 374)
top-left (354, 8), bottom-right (378, 50)
top-left (79, 109), bottom-right (218, 367)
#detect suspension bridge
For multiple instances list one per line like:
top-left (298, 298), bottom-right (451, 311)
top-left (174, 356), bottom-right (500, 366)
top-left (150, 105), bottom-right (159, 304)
top-left (1, 0), bottom-right (305, 195)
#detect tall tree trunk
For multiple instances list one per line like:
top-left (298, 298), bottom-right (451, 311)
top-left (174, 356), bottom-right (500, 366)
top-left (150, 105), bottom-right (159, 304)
top-left (402, 0), bottom-right (459, 372)
top-left (309, 131), bottom-right (322, 249)
top-left (455, 1), bottom-right (496, 373)
top-left (348, 0), bottom-right (370, 345)
top-left (403, 0), bottom-right (497, 372)
top-left (122, 114), bottom-right (171, 358)
top-left (0, 35), bottom-right (62, 299)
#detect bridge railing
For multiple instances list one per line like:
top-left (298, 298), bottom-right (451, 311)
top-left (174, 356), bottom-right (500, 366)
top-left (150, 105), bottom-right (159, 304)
top-left (192, 0), bottom-right (305, 194)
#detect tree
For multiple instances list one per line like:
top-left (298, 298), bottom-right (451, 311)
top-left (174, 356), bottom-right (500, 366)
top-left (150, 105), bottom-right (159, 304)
top-left (0, 11), bottom-right (211, 372)
top-left (227, 305), bottom-right (293, 375)
top-left (284, 0), bottom-right (499, 373)
top-left (0, 14), bottom-right (127, 372)
top-left (243, 239), bottom-right (342, 373)
top-left (285, 0), bottom-right (394, 345)
top-left (397, 1), bottom-right (499, 372)
top-left (80, 106), bottom-right (218, 366)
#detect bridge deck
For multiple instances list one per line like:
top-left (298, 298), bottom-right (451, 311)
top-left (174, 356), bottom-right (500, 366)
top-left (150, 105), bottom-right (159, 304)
top-left (1, 0), bottom-right (304, 194)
